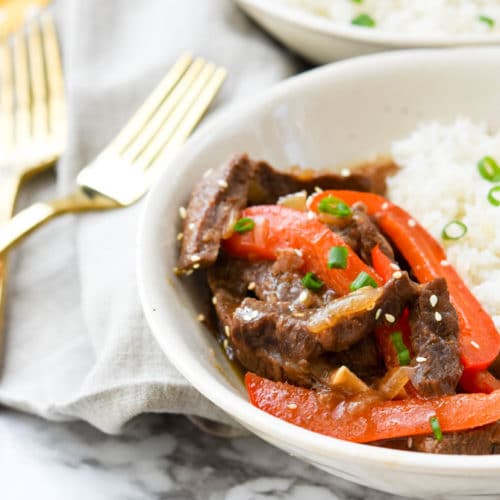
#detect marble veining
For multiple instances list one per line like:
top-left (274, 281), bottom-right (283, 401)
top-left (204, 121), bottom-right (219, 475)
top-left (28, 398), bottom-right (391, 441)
top-left (0, 410), bottom-right (418, 500)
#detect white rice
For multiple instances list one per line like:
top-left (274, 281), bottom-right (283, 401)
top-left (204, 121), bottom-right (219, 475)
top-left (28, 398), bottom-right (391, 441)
top-left (388, 118), bottom-right (500, 332)
top-left (278, 0), bottom-right (500, 36)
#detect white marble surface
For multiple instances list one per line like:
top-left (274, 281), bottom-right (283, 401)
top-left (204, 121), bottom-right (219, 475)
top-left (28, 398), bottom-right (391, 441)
top-left (1, 410), bottom-right (418, 500)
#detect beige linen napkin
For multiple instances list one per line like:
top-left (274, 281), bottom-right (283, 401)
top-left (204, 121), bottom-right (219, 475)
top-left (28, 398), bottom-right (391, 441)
top-left (0, 0), bottom-right (304, 433)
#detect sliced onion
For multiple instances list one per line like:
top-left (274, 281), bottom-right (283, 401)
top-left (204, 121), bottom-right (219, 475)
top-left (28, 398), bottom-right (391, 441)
top-left (221, 208), bottom-right (240, 239)
top-left (327, 366), bottom-right (370, 396)
top-left (307, 287), bottom-right (382, 333)
top-left (376, 367), bottom-right (411, 400)
top-left (277, 190), bottom-right (307, 211)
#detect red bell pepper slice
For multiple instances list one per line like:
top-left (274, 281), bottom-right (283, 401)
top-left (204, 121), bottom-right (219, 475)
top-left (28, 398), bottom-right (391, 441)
top-left (371, 244), bottom-right (395, 282)
top-left (223, 205), bottom-right (382, 296)
top-left (246, 372), bottom-right (500, 443)
top-left (310, 191), bottom-right (500, 376)
top-left (460, 370), bottom-right (500, 394)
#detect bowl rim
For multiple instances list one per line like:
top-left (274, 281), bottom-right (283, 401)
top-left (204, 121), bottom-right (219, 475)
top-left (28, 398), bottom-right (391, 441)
top-left (235, 0), bottom-right (500, 47)
top-left (138, 47), bottom-right (500, 474)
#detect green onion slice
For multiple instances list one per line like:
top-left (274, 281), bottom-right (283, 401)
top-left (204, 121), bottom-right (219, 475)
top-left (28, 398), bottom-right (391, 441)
top-left (352, 13), bottom-right (376, 27)
top-left (429, 416), bottom-right (443, 441)
top-left (233, 217), bottom-right (255, 233)
top-left (479, 15), bottom-right (495, 28)
top-left (302, 272), bottom-right (324, 292)
top-left (488, 186), bottom-right (500, 207)
top-left (349, 271), bottom-right (378, 291)
top-left (390, 331), bottom-right (410, 366)
top-left (328, 246), bottom-right (348, 269)
top-left (441, 220), bottom-right (467, 241)
top-left (477, 156), bottom-right (500, 182)
top-left (318, 196), bottom-right (352, 217)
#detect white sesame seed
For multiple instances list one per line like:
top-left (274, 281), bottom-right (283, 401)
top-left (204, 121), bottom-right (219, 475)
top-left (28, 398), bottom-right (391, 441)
top-left (408, 219), bottom-right (416, 228)
top-left (173, 267), bottom-right (180, 274)
top-left (407, 437), bottom-right (413, 448)
top-left (385, 313), bottom-right (396, 323)
top-left (247, 282), bottom-right (256, 291)
top-left (188, 222), bottom-right (195, 230)
top-left (471, 340), bottom-right (480, 349)
top-left (212, 296), bottom-right (218, 305)
top-left (340, 168), bottom-right (350, 177)
top-left (292, 312), bottom-right (305, 318)
top-left (392, 271), bottom-right (403, 279)
top-left (314, 186), bottom-right (323, 193)
top-left (298, 290), bottom-right (309, 303)
top-left (190, 254), bottom-right (201, 262)
top-left (429, 295), bottom-right (438, 308)
top-left (192, 263), bottom-right (200, 269)
top-left (202, 168), bottom-right (213, 178)
top-left (389, 262), bottom-right (400, 270)
top-left (179, 206), bottom-right (187, 219)
top-left (307, 211), bottom-right (316, 220)
top-left (217, 179), bottom-right (228, 188)
top-left (440, 259), bottom-right (449, 267)
top-left (177, 232), bottom-right (184, 241)
top-left (185, 269), bottom-right (193, 276)
top-left (381, 202), bottom-right (389, 210)
top-left (197, 314), bottom-right (205, 322)
top-left (375, 308), bottom-right (382, 320)
top-left (434, 311), bottom-right (442, 322)
top-left (223, 339), bottom-right (229, 349)
top-left (416, 356), bottom-right (427, 363)
top-left (294, 249), bottom-right (303, 257)
top-left (224, 325), bottom-right (230, 337)
top-left (287, 403), bottom-right (298, 410)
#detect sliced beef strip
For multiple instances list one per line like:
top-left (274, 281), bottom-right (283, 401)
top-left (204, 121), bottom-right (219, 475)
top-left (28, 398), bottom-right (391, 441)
top-left (410, 424), bottom-right (496, 455)
top-left (489, 353), bottom-right (500, 378)
top-left (378, 424), bottom-right (496, 455)
top-left (178, 154), bottom-right (252, 271)
top-left (408, 278), bottom-right (463, 397)
top-left (329, 337), bottom-right (385, 381)
top-left (213, 270), bottom-right (416, 387)
top-left (207, 252), bottom-right (336, 309)
top-left (247, 159), bottom-right (391, 205)
top-left (308, 272), bottom-right (417, 352)
top-left (335, 202), bottom-right (394, 264)
top-left (231, 298), bottom-right (327, 386)
top-left (178, 154), bottom-right (397, 272)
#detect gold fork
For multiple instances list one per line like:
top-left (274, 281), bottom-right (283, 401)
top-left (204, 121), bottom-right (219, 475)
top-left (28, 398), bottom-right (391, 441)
top-left (0, 54), bottom-right (227, 257)
top-left (0, 13), bottom-right (65, 351)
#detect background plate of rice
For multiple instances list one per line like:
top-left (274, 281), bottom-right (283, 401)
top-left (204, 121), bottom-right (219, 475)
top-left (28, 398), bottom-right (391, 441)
top-left (235, 0), bottom-right (500, 63)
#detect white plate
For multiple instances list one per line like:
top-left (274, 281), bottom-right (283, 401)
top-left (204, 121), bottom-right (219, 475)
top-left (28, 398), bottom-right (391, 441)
top-left (138, 48), bottom-right (500, 499)
top-left (235, 0), bottom-right (500, 63)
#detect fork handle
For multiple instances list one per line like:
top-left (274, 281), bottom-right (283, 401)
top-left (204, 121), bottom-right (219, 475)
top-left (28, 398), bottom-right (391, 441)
top-left (0, 174), bottom-right (23, 364)
top-left (0, 190), bottom-right (119, 257)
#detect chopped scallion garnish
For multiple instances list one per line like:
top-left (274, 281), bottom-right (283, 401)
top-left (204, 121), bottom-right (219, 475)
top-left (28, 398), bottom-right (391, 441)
top-left (477, 156), bottom-right (500, 182)
top-left (327, 246), bottom-right (348, 269)
top-left (349, 271), bottom-right (378, 291)
top-left (302, 272), bottom-right (324, 292)
top-left (352, 13), bottom-right (376, 27)
top-left (429, 416), bottom-right (443, 441)
top-left (390, 331), bottom-right (410, 366)
top-left (488, 186), bottom-right (500, 207)
top-left (479, 15), bottom-right (495, 28)
top-left (234, 217), bottom-right (255, 233)
top-left (441, 220), bottom-right (467, 241)
top-left (318, 196), bottom-right (352, 217)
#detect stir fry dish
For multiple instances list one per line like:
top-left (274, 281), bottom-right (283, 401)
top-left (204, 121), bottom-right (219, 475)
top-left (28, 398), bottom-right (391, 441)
top-left (176, 153), bottom-right (500, 454)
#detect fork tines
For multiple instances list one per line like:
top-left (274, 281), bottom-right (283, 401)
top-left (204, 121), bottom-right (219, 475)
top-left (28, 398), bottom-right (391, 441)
top-left (108, 54), bottom-right (227, 173)
top-left (0, 13), bottom-right (65, 158)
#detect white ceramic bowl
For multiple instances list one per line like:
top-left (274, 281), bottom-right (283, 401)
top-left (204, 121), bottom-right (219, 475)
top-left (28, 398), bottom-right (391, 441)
top-left (138, 48), bottom-right (500, 498)
top-left (235, 0), bottom-right (500, 63)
